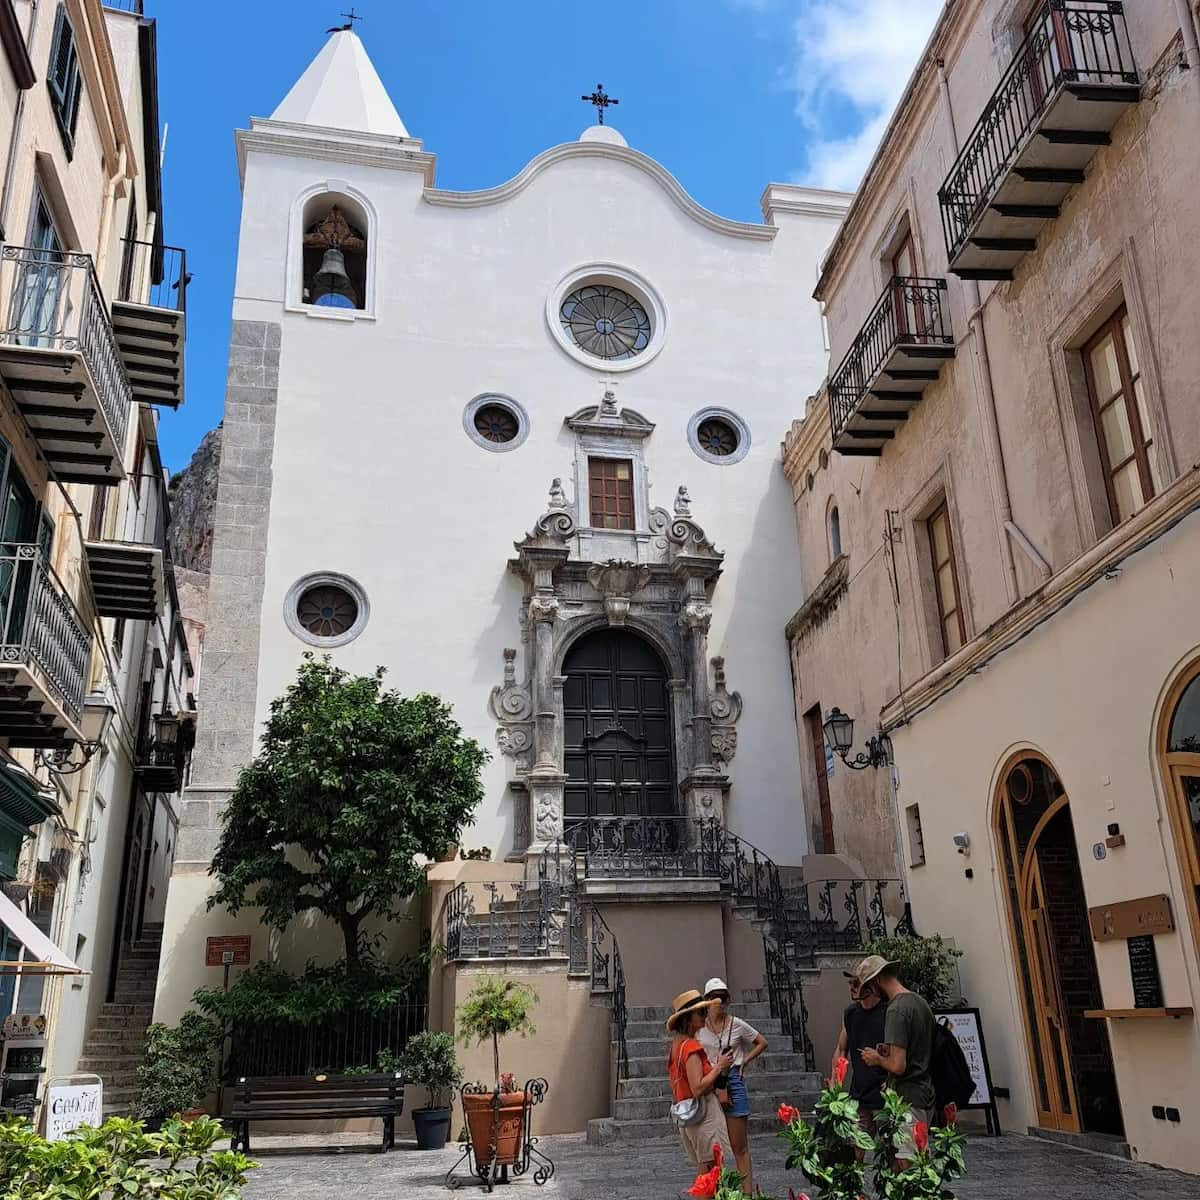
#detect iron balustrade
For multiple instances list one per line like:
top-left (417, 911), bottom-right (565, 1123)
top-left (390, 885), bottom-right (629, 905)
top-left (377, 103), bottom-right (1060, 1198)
top-left (777, 877), bottom-right (915, 966)
top-left (118, 239), bottom-right (189, 313)
top-left (938, 1), bottom-right (1137, 263)
top-left (223, 1003), bottom-right (427, 1081)
top-left (763, 939), bottom-right (816, 1072)
top-left (0, 543), bottom-right (91, 725)
top-left (588, 905), bottom-right (628, 1100)
top-left (0, 246), bottom-right (131, 450)
top-left (563, 814), bottom-right (722, 878)
top-left (827, 276), bottom-right (952, 443)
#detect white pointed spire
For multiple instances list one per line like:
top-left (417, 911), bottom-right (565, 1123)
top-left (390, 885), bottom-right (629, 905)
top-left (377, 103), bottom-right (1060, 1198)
top-left (271, 30), bottom-right (409, 138)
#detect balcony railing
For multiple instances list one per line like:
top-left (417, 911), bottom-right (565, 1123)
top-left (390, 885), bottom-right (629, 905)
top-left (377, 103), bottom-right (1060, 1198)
top-left (939, 1), bottom-right (1138, 268)
top-left (828, 276), bottom-right (953, 452)
top-left (102, 1), bottom-right (144, 13)
top-left (0, 544), bottom-right (91, 727)
top-left (563, 814), bottom-right (722, 878)
top-left (0, 246), bottom-right (131, 467)
top-left (118, 239), bottom-right (189, 314)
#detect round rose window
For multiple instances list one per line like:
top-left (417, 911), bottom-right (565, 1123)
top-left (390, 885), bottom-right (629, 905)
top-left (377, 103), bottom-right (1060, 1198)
top-left (559, 284), bottom-right (651, 361)
top-left (297, 584), bottom-right (359, 639)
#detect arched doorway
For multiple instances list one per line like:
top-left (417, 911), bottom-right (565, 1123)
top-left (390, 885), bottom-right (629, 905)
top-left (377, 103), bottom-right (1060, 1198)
top-left (1160, 664), bottom-right (1200, 952)
top-left (995, 755), bottom-right (1123, 1137)
top-left (561, 628), bottom-right (675, 835)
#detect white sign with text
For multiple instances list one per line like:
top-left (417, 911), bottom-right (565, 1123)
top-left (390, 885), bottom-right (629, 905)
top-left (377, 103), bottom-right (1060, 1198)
top-left (940, 1011), bottom-right (990, 1105)
top-left (45, 1082), bottom-right (103, 1140)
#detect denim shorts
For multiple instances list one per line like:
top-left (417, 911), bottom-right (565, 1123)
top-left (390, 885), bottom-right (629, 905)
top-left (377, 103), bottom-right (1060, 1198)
top-left (725, 1067), bottom-right (750, 1118)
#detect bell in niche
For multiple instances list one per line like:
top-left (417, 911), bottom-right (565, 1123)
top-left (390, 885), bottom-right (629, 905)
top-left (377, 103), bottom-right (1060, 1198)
top-left (309, 248), bottom-right (357, 309)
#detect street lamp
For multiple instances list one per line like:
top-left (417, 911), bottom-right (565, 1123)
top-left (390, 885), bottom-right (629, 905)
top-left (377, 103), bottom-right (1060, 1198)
top-left (822, 706), bottom-right (893, 771)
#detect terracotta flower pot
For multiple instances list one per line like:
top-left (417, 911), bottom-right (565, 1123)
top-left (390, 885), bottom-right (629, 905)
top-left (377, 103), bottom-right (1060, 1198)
top-left (463, 1091), bottom-right (525, 1166)
top-left (437, 844), bottom-right (459, 863)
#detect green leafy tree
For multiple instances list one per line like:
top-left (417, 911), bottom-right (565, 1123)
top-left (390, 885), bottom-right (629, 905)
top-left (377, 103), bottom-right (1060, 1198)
top-left (456, 977), bottom-right (537, 1092)
top-left (863, 934), bottom-right (964, 1009)
top-left (209, 656), bottom-right (487, 963)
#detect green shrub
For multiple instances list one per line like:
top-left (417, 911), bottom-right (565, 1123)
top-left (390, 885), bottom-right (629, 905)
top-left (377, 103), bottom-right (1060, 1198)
top-left (864, 933), bottom-right (964, 1009)
top-left (398, 1031), bottom-right (463, 1109)
top-left (0, 1114), bottom-right (256, 1199)
top-left (136, 1013), bottom-right (221, 1121)
top-left (457, 977), bottom-right (537, 1092)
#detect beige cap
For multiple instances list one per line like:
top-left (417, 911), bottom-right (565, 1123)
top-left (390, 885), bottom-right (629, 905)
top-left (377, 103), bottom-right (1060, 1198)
top-left (854, 954), bottom-right (898, 988)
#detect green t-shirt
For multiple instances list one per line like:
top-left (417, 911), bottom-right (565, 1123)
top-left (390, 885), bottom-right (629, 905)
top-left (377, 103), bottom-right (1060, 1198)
top-left (882, 991), bottom-right (936, 1111)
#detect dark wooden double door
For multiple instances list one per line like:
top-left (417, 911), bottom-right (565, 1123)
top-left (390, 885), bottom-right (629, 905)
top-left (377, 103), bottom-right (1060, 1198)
top-left (562, 630), bottom-right (676, 829)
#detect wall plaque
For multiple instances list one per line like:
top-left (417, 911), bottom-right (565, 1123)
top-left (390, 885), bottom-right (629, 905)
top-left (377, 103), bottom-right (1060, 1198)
top-left (205, 935), bottom-right (251, 967)
top-left (1127, 935), bottom-right (1164, 1009)
top-left (1088, 894), bottom-right (1173, 942)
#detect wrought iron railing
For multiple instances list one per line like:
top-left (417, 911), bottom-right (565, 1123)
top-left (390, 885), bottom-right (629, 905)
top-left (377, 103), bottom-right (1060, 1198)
top-left (588, 906), bottom-right (628, 1100)
top-left (939, 1), bottom-right (1138, 262)
top-left (827, 276), bottom-right (952, 443)
top-left (118, 239), bottom-right (189, 313)
top-left (102, 1), bottom-right (144, 14)
top-left (0, 247), bottom-right (131, 449)
top-left (776, 877), bottom-right (914, 966)
top-left (0, 544), bottom-right (91, 724)
top-left (563, 815), bottom-right (723, 878)
top-left (763, 939), bottom-right (816, 1072)
top-left (223, 1003), bottom-right (427, 1080)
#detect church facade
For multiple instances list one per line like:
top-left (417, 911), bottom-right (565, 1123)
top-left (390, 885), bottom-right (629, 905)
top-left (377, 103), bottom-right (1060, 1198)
top-left (157, 30), bottom-right (861, 1131)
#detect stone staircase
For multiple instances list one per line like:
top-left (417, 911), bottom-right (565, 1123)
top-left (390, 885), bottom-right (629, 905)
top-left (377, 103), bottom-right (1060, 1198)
top-left (588, 1002), bottom-right (822, 1144)
top-left (77, 923), bottom-right (163, 1118)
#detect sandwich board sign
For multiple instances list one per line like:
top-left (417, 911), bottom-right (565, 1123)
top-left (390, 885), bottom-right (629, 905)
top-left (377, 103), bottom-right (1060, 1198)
top-left (44, 1076), bottom-right (103, 1140)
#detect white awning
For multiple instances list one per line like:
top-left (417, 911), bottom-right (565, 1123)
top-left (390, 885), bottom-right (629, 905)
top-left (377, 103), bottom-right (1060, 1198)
top-left (0, 889), bottom-right (86, 976)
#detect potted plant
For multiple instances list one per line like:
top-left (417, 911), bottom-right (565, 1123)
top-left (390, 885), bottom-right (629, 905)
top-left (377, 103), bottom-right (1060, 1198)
top-left (398, 1031), bottom-right (463, 1151)
top-left (135, 1012), bottom-right (220, 1129)
top-left (456, 977), bottom-right (537, 1168)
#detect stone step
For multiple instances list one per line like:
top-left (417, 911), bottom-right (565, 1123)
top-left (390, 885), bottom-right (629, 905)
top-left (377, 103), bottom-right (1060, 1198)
top-left (78, 1055), bottom-right (144, 1075)
top-left (588, 1109), bottom-right (815, 1145)
top-left (624, 1051), bottom-right (805, 1079)
top-left (98, 1003), bottom-right (154, 1018)
top-left (93, 1015), bottom-right (153, 1032)
top-left (614, 1085), bottom-right (820, 1123)
top-left (623, 1017), bottom-right (784, 1041)
top-left (624, 1003), bottom-right (773, 1023)
top-left (84, 1028), bottom-right (147, 1048)
top-left (618, 1069), bottom-right (820, 1100)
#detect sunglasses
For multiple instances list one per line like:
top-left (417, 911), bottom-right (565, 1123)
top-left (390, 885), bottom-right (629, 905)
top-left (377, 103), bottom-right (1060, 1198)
top-left (706, 992), bottom-right (730, 1002)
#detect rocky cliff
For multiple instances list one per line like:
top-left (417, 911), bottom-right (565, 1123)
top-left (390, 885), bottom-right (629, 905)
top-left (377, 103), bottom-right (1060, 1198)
top-left (168, 424), bottom-right (221, 573)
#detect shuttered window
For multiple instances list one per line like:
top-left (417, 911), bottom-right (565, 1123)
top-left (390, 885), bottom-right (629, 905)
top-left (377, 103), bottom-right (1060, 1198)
top-left (47, 5), bottom-right (83, 156)
top-left (928, 501), bottom-right (966, 659)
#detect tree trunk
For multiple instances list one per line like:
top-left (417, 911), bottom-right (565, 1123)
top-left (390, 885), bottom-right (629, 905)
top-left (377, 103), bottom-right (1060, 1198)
top-left (340, 912), bottom-right (362, 965)
top-left (492, 1031), bottom-right (500, 1093)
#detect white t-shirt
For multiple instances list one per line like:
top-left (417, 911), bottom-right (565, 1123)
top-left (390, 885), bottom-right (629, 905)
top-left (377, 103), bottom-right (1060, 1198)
top-left (697, 1015), bottom-right (761, 1069)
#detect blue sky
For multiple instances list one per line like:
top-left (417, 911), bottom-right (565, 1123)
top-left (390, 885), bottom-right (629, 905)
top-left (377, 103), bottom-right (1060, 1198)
top-left (152, 0), bottom-right (940, 472)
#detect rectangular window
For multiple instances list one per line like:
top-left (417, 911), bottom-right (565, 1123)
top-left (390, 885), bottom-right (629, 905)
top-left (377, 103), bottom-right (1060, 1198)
top-left (587, 457), bottom-right (635, 531)
top-left (131, 426), bottom-right (146, 499)
top-left (1083, 306), bottom-right (1159, 526)
top-left (804, 704), bottom-right (835, 854)
top-left (905, 803), bottom-right (926, 868)
top-left (87, 486), bottom-right (108, 541)
top-left (927, 501), bottom-right (966, 658)
top-left (47, 5), bottom-right (83, 156)
top-left (112, 617), bottom-right (125, 661)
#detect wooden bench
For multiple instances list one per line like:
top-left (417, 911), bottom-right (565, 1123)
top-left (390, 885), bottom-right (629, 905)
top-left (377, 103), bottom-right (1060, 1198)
top-left (226, 1074), bottom-right (405, 1153)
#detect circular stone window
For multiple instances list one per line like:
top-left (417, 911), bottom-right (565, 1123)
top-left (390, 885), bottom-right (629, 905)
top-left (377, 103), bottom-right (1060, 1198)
top-left (284, 573), bottom-right (369, 648)
top-left (463, 393), bottom-right (530, 452)
top-left (687, 407), bottom-right (751, 466)
top-left (547, 265), bottom-right (667, 372)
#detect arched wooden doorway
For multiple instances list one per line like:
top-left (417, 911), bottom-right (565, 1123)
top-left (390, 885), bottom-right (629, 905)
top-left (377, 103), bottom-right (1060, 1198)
top-left (1160, 664), bottom-right (1200, 953)
top-left (561, 628), bottom-right (675, 832)
top-left (995, 755), bottom-right (1123, 1137)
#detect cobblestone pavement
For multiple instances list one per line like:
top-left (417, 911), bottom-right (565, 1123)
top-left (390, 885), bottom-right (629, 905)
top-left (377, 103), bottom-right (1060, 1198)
top-left (241, 1130), bottom-right (1198, 1199)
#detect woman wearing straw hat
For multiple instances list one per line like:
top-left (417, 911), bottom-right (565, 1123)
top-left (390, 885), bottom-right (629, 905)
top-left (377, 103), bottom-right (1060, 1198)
top-left (697, 978), bottom-right (768, 1196)
top-left (666, 989), bottom-right (735, 1177)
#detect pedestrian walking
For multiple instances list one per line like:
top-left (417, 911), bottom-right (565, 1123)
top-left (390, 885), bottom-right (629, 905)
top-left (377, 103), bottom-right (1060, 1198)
top-left (830, 974), bottom-right (888, 1154)
top-left (697, 977), bottom-right (768, 1195)
top-left (854, 955), bottom-right (936, 1167)
top-left (666, 989), bottom-right (735, 1178)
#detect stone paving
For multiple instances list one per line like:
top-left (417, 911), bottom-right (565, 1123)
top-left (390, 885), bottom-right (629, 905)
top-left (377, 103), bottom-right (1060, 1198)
top-left (240, 1130), bottom-right (1198, 1199)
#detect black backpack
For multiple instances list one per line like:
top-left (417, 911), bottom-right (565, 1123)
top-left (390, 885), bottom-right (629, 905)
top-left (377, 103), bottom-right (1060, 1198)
top-left (931, 1017), bottom-right (976, 1115)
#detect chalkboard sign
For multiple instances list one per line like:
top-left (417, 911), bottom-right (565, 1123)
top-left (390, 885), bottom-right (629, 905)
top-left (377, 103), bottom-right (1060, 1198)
top-left (1127, 935), bottom-right (1163, 1009)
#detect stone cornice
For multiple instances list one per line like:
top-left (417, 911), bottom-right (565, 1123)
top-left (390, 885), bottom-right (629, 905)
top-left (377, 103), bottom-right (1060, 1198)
top-left (423, 141), bottom-right (778, 242)
top-left (236, 120), bottom-right (437, 185)
top-left (882, 467), bottom-right (1200, 731)
top-left (761, 184), bottom-right (854, 223)
top-left (785, 554), bottom-right (849, 643)
top-left (781, 390), bottom-right (832, 485)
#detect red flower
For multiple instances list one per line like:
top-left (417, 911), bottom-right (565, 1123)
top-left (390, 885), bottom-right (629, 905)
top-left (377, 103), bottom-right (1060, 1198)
top-left (712, 1143), bottom-right (723, 1169)
top-left (787, 1191), bottom-right (811, 1200)
top-left (943, 1102), bottom-right (958, 1126)
top-left (913, 1121), bottom-right (930, 1153)
top-left (777, 1103), bottom-right (800, 1124)
top-left (688, 1165), bottom-right (720, 1198)
top-left (833, 1056), bottom-right (849, 1085)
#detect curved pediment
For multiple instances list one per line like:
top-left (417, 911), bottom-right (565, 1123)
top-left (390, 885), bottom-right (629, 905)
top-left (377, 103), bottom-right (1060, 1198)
top-left (423, 141), bottom-right (777, 243)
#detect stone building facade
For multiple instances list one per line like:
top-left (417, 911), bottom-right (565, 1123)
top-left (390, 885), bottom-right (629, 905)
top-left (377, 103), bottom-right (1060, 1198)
top-left (783, 0), bottom-right (1200, 1172)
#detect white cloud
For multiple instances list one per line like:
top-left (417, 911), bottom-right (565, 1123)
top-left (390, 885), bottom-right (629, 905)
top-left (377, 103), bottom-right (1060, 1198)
top-left (783, 0), bottom-right (943, 190)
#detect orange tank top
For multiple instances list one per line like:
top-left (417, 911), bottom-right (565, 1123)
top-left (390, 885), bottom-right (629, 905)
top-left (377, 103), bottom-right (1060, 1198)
top-left (669, 1037), bottom-right (711, 1103)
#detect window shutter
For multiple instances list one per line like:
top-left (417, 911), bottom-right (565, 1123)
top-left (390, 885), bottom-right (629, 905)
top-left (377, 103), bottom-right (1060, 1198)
top-left (49, 6), bottom-right (73, 103)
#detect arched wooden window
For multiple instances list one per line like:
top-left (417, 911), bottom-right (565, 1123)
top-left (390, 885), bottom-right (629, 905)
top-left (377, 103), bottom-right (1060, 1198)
top-left (1161, 665), bottom-right (1200, 951)
top-left (300, 193), bottom-right (368, 310)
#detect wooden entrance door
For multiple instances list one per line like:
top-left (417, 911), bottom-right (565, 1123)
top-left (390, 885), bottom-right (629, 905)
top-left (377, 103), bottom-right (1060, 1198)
top-left (804, 705), bottom-right (834, 853)
top-left (562, 630), bottom-right (675, 832)
top-left (1161, 666), bottom-right (1200, 956)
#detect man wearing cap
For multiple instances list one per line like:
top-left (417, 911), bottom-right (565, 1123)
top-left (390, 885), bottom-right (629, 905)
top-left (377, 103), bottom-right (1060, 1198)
top-left (855, 955), bottom-right (936, 1165)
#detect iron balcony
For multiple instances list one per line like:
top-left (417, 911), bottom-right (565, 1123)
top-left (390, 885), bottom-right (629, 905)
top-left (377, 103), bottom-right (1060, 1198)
top-left (111, 239), bottom-right (188, 409)
top-left (0, 543), bottom-right (92, 748)
top-left (134, 738), bottom-right (185, 793)
top-left (939, 1), bottom-right (1140, 280)
top-left (828, 276), bottom-right (954, 456)
top-left (0, 247), bottom-right (131, 484)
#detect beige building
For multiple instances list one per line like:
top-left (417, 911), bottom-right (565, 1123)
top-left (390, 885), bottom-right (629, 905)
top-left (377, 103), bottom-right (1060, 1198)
top-left (783, 0), bottom-right (1200, 1173)
top-left (0, 0), bottom-right (195, 1121)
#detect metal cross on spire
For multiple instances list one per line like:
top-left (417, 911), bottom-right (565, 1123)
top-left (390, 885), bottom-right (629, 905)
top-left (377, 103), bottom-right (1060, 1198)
top-left (581, 83), bottom-right (619, 125)
top-left (327, 7), bottom-right (363, 31)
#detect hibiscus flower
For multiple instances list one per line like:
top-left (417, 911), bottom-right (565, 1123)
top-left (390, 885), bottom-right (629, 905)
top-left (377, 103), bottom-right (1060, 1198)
top-left (777, 1103), bottom-right (800, 1124)
top-left (913, 1121), bottom-right (930, 1153)
top-left (833, 1056), bottom-right (849, 1085)
top-left (943, 1102), bottom-right (958, 1126)
top-left (688, 1165), bottom-right (720, 1198)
